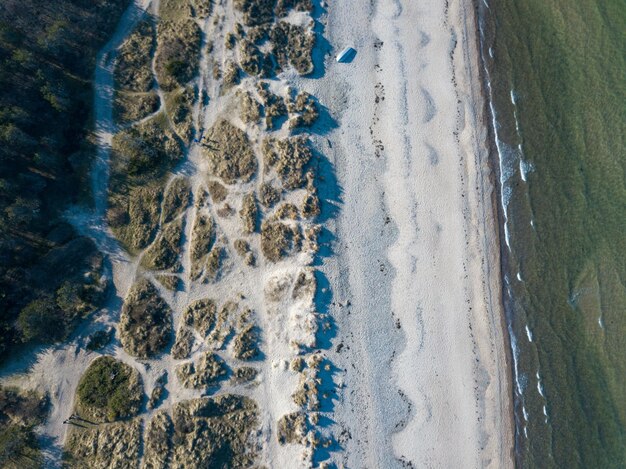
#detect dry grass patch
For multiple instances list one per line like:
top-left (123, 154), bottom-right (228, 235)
top-left (275, 202), bottom-right (299, 220)
top-left (176, 352), bottom-right (227, 389)
top-left (204, 245), bottom-right (224, 281)
top-left (172, 326), bottom-right (194, 359)
top-left (234, 239), bottom-right (255, 266)
top-left (287, 90), bottom-right (319, 128)
top-left (262, 136), bottom-right (312, 189)
top-left (110, 116), bottom-right (183, 187)
top-left (190, 212), bottom-right (215, 280)
top-left (207, 180), bottom-right (228, 203)
top-left (231, 367), bottom-right (258, 385)
top-left (233, 0), bottom-right (275, 26)
top-left (162, 176), bottom-right (191, 223)
top-left (142, 411), bottom-right (172, 469)
top-left (301, 172), bottom-right (320, 218)
top-left (259, 182), bottom-right (281, 207)
top-left (108, 184), bottom-right (162, 252)
top-left (119, 279), bottom-right (173, 358)
top-left (170, 395), bottom-right (259, 467)
top-left (155, 18), bottom-right (201, 91)
top-left (239, 192), bottom-right (257, 234)
top-left (114, 91), bottom-right (160, 125)
top-left (270, 21), bottom-right (315, 75)
top-left (233, 323), bottom-right (260, 360)
top-left (165, 86), bottom-right (195, 143)
top-left (141, 218), bottom-right (184, 272)
top-left (261, 220), bottom-right (299, 262)
top-left (184, 298), bottom-right (217, 337)
top-left (190, 0), bottom-right (213, 18)
top-left (202, 120), bottom-right (256, 183)
top-left (239, 39), bottom-right (273, 77)
top-left (147, 373), bottom-right (167, 411)
top-left (275, 0), bottom-right (313, 16)
top-left (257, 82), bottom-right (287, 129)
top-left (64, 419), bottom-right (142, 469)
top-left (222, 61), bottom-right (241, 89)
top-left (115, 19), bottom-right (155, 92)
top-left (155, 274), bottom-right (180, 291)
top-left (277, 412), bottom-right (307, 445)
top-left (238, 90), bottom-right (261, 124)
top-left (208, 301), bottom-right (238, 349)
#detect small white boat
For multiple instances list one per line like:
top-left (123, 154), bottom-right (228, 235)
top-left (336, 47), bottom-right (356, 63)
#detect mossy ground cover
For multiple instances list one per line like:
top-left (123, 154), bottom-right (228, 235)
top-left (76, 356), bottom-right (143, 422)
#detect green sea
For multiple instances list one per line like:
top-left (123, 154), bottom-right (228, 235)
top-left (478, 0), bottom-right (626, 467)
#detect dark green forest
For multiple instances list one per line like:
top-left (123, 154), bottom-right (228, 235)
top-left (0, 0), bottom-right (129, 361)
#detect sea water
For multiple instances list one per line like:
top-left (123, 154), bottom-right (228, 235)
top-left (479, 0), bottom-right (626, 467)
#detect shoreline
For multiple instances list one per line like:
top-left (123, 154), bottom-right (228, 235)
top-left (473, 0), bottom-right (520, 460)
top-left (453, 0), bottom-right (516, 464)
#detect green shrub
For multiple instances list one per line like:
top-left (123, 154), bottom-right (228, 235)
top-left (17, 299), bottom-right (64, 343)
top-left (165, 60), bottom-right (187, 81)
top-left (0, 424), bottom-right (41, 469)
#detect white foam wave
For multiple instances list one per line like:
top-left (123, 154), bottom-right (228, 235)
top-left (482, 56), bottom-right (515, 252)
top-left (536, 371), bottom-right (545, 398)
top-left (509, 325), bottom-right (526, 397)
top-left (516, 272), bottom-right (523, 282)
top-left (525, 324), bottom-right (533, 342)
top-left (520, 159), bottom-right (534, 182)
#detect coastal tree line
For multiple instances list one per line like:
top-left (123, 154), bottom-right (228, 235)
top-left (0, 0), bottom-right (130, 463)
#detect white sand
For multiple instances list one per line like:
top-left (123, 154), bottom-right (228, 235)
top-left (300, 0), bottom-right (514, 466)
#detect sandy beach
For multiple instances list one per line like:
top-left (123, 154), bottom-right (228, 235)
top-left (0, 0), bottom-right (513, 467)
top-left (310, 0), bottom-right (514, 466)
